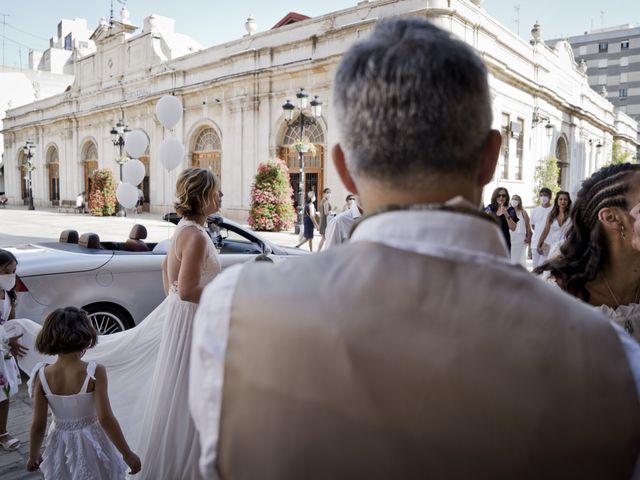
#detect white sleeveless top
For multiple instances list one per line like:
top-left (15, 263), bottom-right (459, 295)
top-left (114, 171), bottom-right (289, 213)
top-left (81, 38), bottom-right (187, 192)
top-left (170, 218), bottom-right (221, 294)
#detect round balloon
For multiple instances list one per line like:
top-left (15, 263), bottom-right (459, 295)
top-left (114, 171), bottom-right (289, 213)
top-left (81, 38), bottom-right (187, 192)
top-left (125, 130), bottom-right (149, 159)
top-left (116, 182), bottom-right (138, 209)
top-left (122, 159), bottom-right (146, 186)
top-left (159, 137), bottom-right (184, 171)
top-left (155, 95), bottom-right (183, 129)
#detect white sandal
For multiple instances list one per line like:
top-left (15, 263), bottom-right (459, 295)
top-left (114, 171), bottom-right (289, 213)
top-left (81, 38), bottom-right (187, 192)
top-left (0, 432), bottom-right (20, 451)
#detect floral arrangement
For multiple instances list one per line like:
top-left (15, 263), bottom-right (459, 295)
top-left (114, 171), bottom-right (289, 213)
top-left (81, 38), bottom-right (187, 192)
top-left (248, 159), bottom-right (295, 231)
top-left (292, 139), bottom-right (316, 155)
top-left (90, 169), bottom-right (117, 216)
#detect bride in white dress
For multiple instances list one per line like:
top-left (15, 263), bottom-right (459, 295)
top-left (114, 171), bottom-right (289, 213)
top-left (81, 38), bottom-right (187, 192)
top-left (535, 163), bottom-right (640, 342)
top-left (15, 167), bottom-right (222, 479)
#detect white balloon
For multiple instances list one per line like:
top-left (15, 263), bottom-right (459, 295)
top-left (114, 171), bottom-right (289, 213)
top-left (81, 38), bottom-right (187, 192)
top-left (125, 130), bottom-right (149, 159)
top-left (122, 159), bottom-right (146, 186)
top-left (155, 95), bottom-right (183, 129)
top-left (116, 182), bottom-right (138, 209)
top-left (159, 137), bottom-right (184, 171)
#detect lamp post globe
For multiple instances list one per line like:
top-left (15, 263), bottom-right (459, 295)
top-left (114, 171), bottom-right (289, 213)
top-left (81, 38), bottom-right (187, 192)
top-left (282, 88), bottom-right (322, 235)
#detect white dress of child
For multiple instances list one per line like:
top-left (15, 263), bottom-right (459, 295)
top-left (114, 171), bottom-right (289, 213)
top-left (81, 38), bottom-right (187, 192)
top-left (29, 361), bottom-right (127, 480)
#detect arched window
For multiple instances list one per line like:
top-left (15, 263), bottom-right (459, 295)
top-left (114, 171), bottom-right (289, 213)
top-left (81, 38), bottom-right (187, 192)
top-left (46, 146), bottom-right (60, 203)
top-left (192, 127), bottom-right (222, 179)
top-left (556, 136), bottom-right (569, 188)
top-left (278, 117), bottom-right (326, 208)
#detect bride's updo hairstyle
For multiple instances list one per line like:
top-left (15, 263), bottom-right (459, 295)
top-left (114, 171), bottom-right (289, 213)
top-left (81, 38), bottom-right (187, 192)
top-left (174, 167), bottom-right (219, 219)
top-left (36, 306), bottom-right (97, 355)
top-left (535, 162), bottom-right (640, 301)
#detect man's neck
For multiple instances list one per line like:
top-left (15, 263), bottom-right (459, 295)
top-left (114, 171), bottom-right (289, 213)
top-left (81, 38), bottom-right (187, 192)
top-left (356, 178), bottom-right (481, 213)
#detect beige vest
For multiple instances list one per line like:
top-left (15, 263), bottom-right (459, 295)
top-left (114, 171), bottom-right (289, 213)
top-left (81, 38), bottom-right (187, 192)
top-left (217, 241), bottom-right (640, 480)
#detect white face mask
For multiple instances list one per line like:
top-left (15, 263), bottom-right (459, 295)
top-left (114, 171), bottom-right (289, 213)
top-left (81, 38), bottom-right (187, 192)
top-left (0, 274), bottom-right (16, 291)
top-left (540, 196), bottom-right (550, 206)
top-left (510, 199), bottom-right (519, 208)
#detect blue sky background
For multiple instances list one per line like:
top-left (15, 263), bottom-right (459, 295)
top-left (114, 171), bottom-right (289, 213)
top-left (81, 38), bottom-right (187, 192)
top-left (0, 0), bottom-right (639, 68)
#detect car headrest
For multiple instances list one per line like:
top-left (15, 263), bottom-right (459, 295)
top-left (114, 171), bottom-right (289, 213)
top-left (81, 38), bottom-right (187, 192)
top-left (59, 229), bottom-right (79, 244)
top-left (79, 233), bottom-right (101, 249)
top-left (129, 224), bottom-right (148, 240)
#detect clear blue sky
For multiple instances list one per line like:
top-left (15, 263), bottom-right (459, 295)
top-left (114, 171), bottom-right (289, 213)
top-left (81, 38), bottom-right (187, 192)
top-left (1, 0), bottom-right (639, 68)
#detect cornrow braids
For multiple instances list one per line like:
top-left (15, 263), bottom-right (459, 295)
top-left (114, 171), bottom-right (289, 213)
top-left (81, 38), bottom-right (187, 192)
top-left (535, 162), bottom-right (640, 301)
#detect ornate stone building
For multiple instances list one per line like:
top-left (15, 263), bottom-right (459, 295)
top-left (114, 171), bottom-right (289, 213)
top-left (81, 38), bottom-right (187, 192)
top-left (2, 0), bottom-right (637, 219)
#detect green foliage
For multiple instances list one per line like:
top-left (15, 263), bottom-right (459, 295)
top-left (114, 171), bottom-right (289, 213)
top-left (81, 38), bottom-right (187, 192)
top-left (248, 159), bottom-right (295, 231)
top-left (610, 141), bottom-right (633, 165)
top-left (533, 156), bottom-right (560, 203)
top-left (89, 169), bottom-right (117, 216)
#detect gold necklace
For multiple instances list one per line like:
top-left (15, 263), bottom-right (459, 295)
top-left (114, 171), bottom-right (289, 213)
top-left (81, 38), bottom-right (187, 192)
top-left (602, 277), bottom-right (640, 335)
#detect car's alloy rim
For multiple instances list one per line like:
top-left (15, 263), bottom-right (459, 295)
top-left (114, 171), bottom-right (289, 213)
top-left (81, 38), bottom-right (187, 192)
top-left (89, 312), bottom-right (126, 335)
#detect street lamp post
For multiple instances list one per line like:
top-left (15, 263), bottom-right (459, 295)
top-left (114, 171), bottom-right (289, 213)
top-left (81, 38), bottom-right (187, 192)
top-left (22, 139), bottom-right (37, 211)
top-left (282, 88), bottom-right (322, 235)
top-left (110, 120), bottom-right (130, 217)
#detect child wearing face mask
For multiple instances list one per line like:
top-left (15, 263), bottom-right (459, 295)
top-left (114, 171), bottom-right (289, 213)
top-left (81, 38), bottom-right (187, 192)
top-left (0, 249), bottom-right (25, 452)
top-left (27, 307), bottom-right (141, 477)
top-left (530, 188), bottom-right (554, 268)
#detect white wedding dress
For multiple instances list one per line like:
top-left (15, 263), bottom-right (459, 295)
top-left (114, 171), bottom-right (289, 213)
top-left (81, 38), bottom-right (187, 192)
top-left (15, 218), bottom-right (221, 480)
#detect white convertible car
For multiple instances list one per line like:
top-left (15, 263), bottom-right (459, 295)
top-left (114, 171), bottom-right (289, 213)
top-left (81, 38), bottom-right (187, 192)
top-left (10, 215), bottom-right (305, 334)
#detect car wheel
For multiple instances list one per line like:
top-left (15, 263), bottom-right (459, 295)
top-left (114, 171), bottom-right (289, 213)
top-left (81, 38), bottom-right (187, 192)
top-left (83, 303), bottom-right (134, 335)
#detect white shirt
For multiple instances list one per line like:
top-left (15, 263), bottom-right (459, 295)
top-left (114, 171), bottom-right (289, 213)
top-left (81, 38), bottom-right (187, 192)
top-left (75, 195), bottom-right (84, 207)
top-left (530, 204), bottom-right (552, 243)
top-left (189, 202), bottom-right (640, 479)
top-left (323, 204), bottom-right (361, 249)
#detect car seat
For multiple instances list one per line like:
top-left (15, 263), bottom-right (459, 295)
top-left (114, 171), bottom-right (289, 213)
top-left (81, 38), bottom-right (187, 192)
top-left (123, 224), bottom-right (149, 252)
top-left (79, 232), bottom-right (101, 249)
top-left (59, 229), bottom-right (79, 244)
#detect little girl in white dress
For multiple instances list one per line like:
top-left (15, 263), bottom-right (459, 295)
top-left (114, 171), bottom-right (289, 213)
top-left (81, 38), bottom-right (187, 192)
top-left (27, 307), bottom-right (140, 479)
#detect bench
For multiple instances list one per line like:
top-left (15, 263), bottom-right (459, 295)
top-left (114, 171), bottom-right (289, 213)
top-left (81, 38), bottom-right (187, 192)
top-left (58, 199), bottom-right (84, 214)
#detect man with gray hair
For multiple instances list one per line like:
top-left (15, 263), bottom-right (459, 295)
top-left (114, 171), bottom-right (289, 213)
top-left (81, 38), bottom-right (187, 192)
top-left (190, 18), bottom-right (640, 479)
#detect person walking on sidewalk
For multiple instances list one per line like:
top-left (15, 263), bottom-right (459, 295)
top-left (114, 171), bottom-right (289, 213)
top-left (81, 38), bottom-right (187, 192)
top-left (317, 188), bottom-right (333, 251)
top-left (295, 192), bottom-right (320, 251)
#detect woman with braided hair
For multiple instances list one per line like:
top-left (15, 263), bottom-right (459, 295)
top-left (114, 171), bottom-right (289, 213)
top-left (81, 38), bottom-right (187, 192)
top-left (535, 162), bottom-right (640, 342)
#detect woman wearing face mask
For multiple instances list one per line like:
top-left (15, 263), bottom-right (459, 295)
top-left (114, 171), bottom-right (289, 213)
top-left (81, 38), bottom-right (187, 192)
top-left (0, 249), bottom-right (27, 451)
top-left (485, 187), bottom-right (519, 256)
top-left (509, 195), bottom-right (532, 266)
top-left (530, 188), bottom-right (553, 267)
top-left (535, 163), bottom-right (640, 343)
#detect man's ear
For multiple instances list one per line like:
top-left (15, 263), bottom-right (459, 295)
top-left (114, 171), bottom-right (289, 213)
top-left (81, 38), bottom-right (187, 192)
top-left (332, 144), bottom-right (358, 194)
top-left (478, 130), bottom-right (501, 187)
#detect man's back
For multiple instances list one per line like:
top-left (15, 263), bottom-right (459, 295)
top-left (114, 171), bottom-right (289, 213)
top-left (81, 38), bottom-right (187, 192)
top-left (217, 236), bottom-right (640, 479)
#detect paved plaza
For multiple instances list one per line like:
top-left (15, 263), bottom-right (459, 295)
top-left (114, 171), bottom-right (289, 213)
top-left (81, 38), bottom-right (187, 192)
top-left (0, 205), bottom-right (302, 249)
